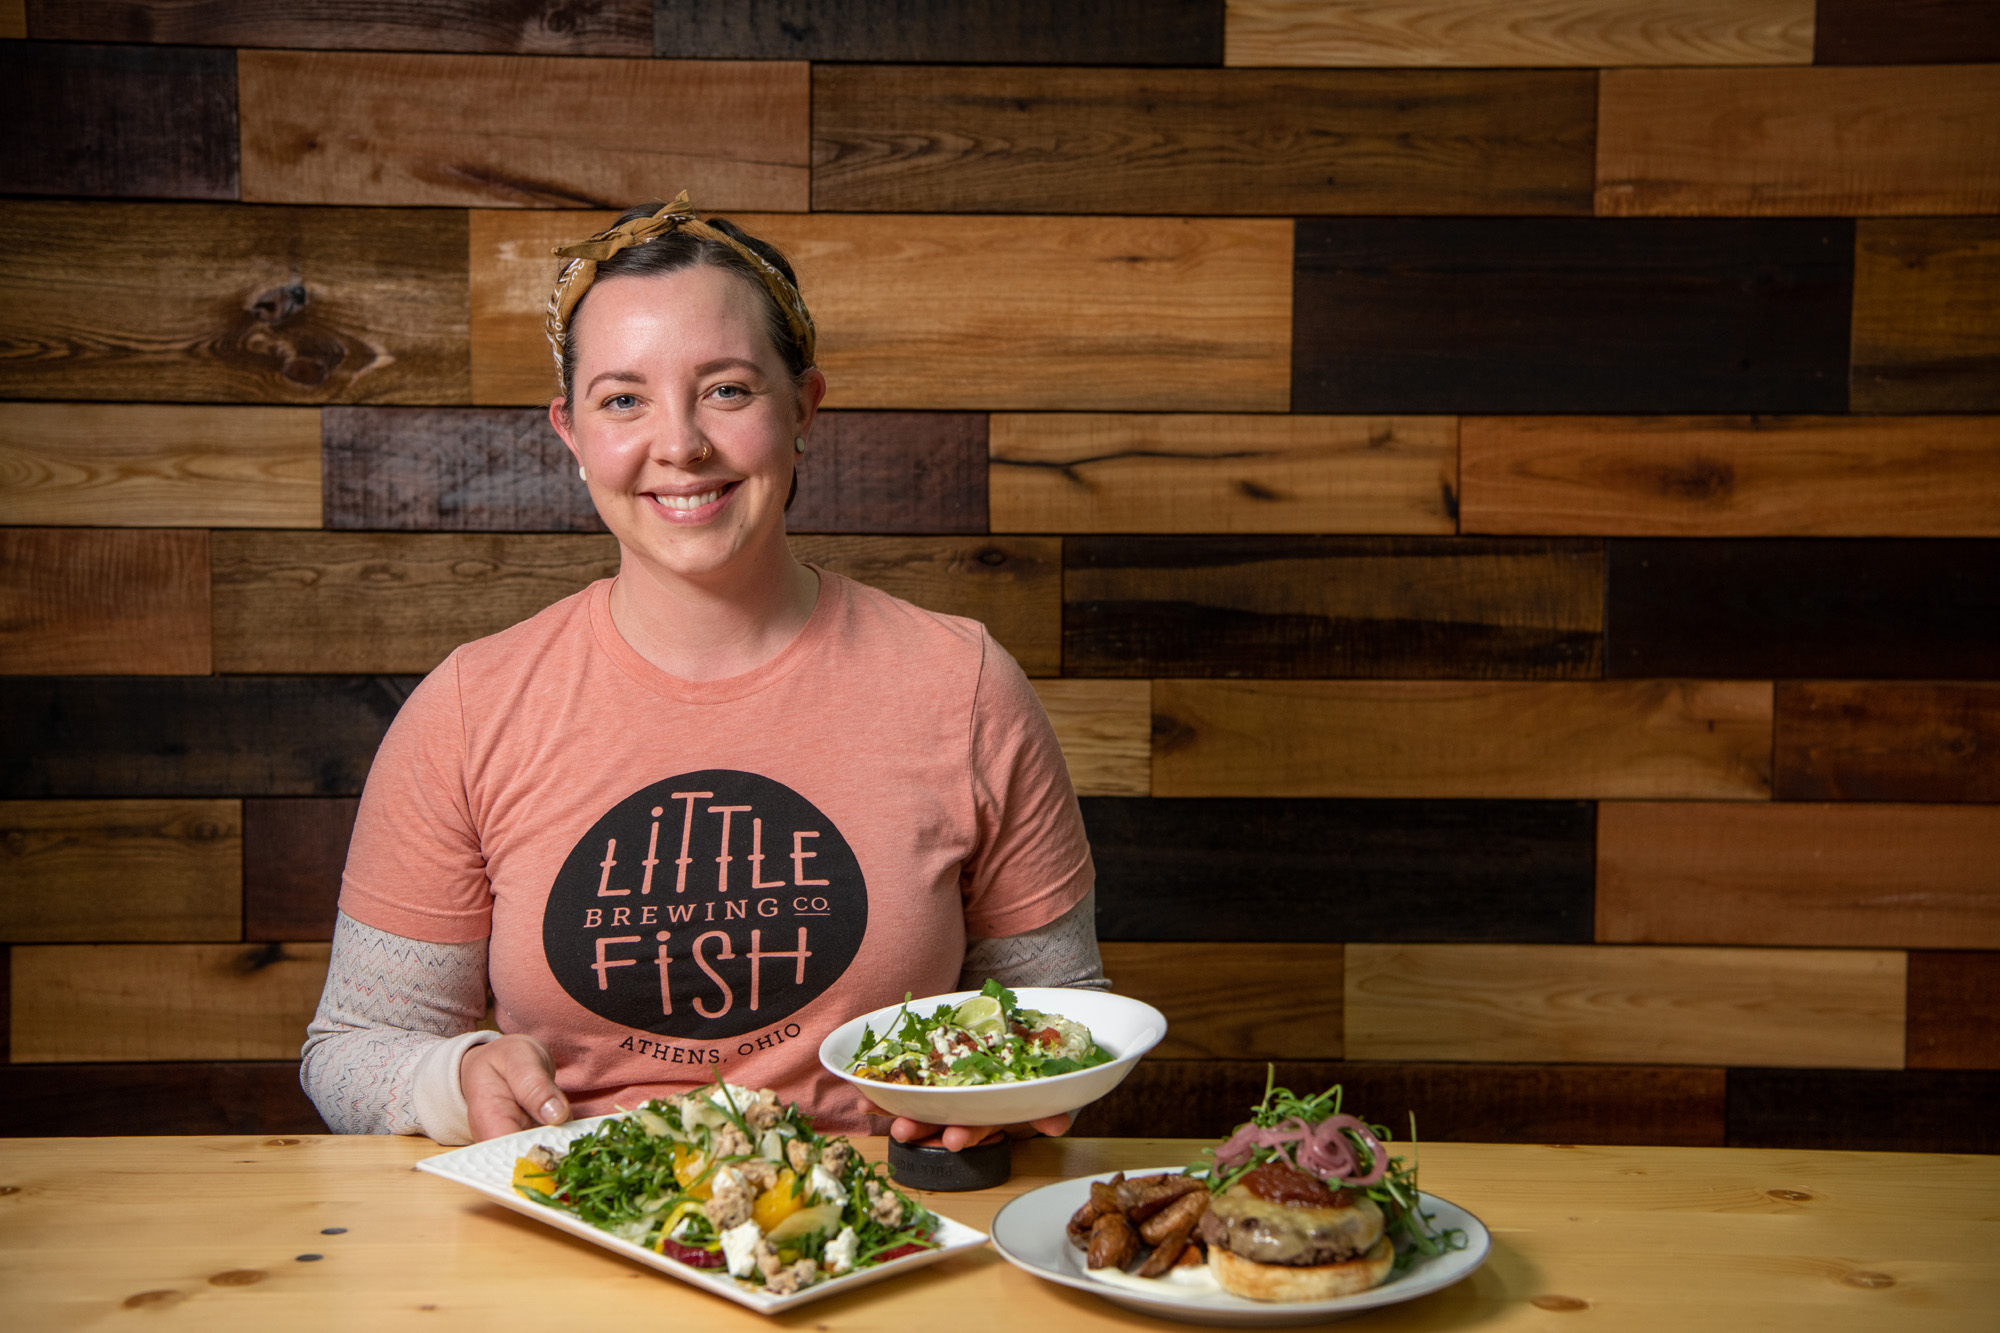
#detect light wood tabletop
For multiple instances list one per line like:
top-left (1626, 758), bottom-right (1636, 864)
top-left (0, 1134), bottom-right (1993, 1330)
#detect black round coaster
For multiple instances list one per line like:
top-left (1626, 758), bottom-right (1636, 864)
top-left (886, 1135), bottom-right (1012, 1192)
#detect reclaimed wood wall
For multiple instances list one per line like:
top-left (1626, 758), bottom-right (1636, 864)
top-left (2, 1), bottom-right (1996, 1151)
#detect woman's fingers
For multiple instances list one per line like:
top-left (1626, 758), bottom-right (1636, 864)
top-left (1026, 1111), bottom-right (1073, 1139)
top-left (461, 1035), bottom-right (569, 1142)
top-left (889, 1114), bottom-right (1071, 1152)
top-left (889, 1116), bottom-right (940, 1143)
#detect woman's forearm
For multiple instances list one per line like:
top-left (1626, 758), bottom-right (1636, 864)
top-left (301, 911), bottom-right (496, 1142)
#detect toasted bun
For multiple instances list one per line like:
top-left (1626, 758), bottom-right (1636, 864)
top-left (1208, 1235), bottom-right (1393, 1302)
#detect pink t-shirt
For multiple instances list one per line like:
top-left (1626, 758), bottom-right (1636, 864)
top-left (339, 572), bottom-right (1093, 1130)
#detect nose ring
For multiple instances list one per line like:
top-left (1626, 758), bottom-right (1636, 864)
top-left (695, 441), bottom-right (712, 463)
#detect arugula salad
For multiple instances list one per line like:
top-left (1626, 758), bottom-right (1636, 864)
top-left (846, 980), bottom-right (1114, 1088)
top-left (511, 1082), bottom-right (937, 1295)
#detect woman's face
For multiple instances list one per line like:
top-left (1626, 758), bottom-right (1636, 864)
top-left (550, 264), bottom-right (823, 587)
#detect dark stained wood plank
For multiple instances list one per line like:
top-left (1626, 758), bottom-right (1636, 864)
top-left (211, 532), bottom-right (617, 674)
top-left (242, 797), bottom-right (357, 943)
top-left (1815, 0), bottom-right (2000, 65)
top-left (325, 409), bottom-right (984, 535)
top-left (656, 0), bottom-right (1222, 63)
top-left (1293, 219), bottom-right (1853, 414)
top-left (1852, 219), bottom-right (2000, 413)
top-left (0, 202), bottom-right (469, 405)
top-left (1098, 943), bottom-right (1342, 1060)
top-left (790, 535), bottom-right (1061, 675)
top-left (1597, 802), bottom-right (2000, 950)
top-left (1065, 536), bottom-right (1601, 679)
top-left (238, 51), bottom-right (807, 210)
top-left (0, 947), bottom-right (9, 1063)
top-left (1775, 682), bottom-right (2000, 803)
top-left (1225, 0), bottom-right (1813, 67)
top-left (1907, 951), bottom-right (2000, 1070)
top-left (812, 65), bottom-right (1594, 215)
top-left (1082, 797), bottom-right (1595, 943)
top-left (25, 1), bottom-right (652, 54)
top-left (1347, 943), bottom-right (1905, 1068)
top-left (1152, 680), bottom-right (1772, 800)
top-left (471, 210), bottom-right (1292, 411)
top-left (0, 404), bottom-right (321, 529)
top-left (788, 412), bottom-right (987, 535)
top-left (0, 529), bottom-right (210, 675)
top-left (11, 942), bottom-right (329, 1061)
top-left (1073, 1059), bottom-right (1728, 1146)
top-left (1606, 539), bottom-right (2000, 679)
top-left (1598, 66), bottom-right (2000, 216)
top-left (0, 1061), bottom-right (329, 1136)
top-left (1459, 415), bottom-right (2000, 537)
top-left (989, 413), bottom-right (1456, 536)
top-left (0, 676), bottom-right (414, 798)
top-left (1727, 1068), bottom-right (2000, 1154)
top-left (323, 406), bottom-right (603, 533)
top-left (0, 40), bottom-right (235, 199)
top-left (0, 800), bottom-right (240, 943)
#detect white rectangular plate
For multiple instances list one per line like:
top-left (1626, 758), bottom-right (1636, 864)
top-left (415, 1114), bottom-right (989, 1314)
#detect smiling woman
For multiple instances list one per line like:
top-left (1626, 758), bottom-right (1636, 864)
top-left (300, 195), bottom-right (1109, 1157)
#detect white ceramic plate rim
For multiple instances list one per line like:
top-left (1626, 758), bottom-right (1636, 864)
top-left (414, 1113), bottom-right (988, 1314)
top-left (816, 987), bottom-right (1166, 1119)
top-left (989, 1168), bottom-right (1489, 1326)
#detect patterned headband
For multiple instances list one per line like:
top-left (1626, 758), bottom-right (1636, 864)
top-left (543, 190), bottom-right (817, 383)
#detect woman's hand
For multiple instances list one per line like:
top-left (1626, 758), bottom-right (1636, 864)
top-left (460, 1034), bottom-right (570, 1142)
top-left (888, 1112), bottom-right (1073, 1152)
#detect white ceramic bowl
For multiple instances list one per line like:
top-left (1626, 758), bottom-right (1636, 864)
top-left (819, 988), bottom-right (1166, 1127)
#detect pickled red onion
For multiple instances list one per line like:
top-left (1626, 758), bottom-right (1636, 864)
top-left (1213, 1112), bottom-right (1389, 1187)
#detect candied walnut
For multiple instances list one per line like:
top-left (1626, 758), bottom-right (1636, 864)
top-left (744, 1089), bottom-right (783, 1132)
top-left (704, 1166), bottom-right (754, 1231)
top-left (753, 1239), bottom-right (821, 1295)
top-left (1086, 1213), bottom-right (1139, 1271)
top-left (711, 1123), bottom-right (753, 1160)
top-left (735, 1159), bottom-right (778, 1194)
top-left (864, 1180), bottom-right (904, 1228)
top-left (786, 1139), bottom-right (815, 1175)
top-left (820, 1141), bottom-right (855, 1177)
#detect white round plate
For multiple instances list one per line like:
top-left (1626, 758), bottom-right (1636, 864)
top-left (818, 988), bottom-right (1165, 1127)
top-left (989, 1169), bottom-right (1490, 1327)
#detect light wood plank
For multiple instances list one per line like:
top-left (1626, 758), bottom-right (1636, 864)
top-left (1853, 219), bottom-right (2000, 413)
top-left (1597, 66), bottom-right (2000, 216)
top-left (1225, 0), bottom-right (1813, 67)
top-left (1460, 415), bottom-right (2000, 535)
top-left (470, 210), bottom-right (1292, 410)
top-left (989, 414), bottom-right (1455, 534)
top-left (1155, 679), bottom-right (1771, 800)
top-left (1030, 680), bottom-right (1149, 796)
top-left (0, 403), bottom-right (320, 528)
top-left (1597, 802), bottom-right (2000, 950)
top-left (0, 201), bottom-right (469, 404)
top-left (0, 528), bottom-right (210, 675)
top-left (1098, 942), bottom-right (1341, 1059)
top-left (0, 800), bottom-right (241, 943)
top-left (790, 535), bottom-right (1061, 677)
top-left (211, 531), bottom-right (616, 674)
top-left (10, 942), bottom-right (330, 1062)
top-left (1346, 943), bottom-right (1905, 1068)
top-left (238, 51), bottom-right (807, 209)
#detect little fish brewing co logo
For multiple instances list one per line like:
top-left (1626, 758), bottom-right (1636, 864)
top-left (542, 770), bottom-right (866, 1040)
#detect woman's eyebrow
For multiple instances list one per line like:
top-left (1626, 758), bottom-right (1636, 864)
top-left (583, 369), bottom-right (646, 395)
top-left (694, 357), bottom-right (766, 377)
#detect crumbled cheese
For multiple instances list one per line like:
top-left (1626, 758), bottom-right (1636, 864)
top-left (808, 1163), bottom-right (848, 1207)
top-left (823, 1225), bottom-right (859, 1275)
top-left (719, 1220), bottom-right (763, 1278)
top-left (669, 1212), bottom-right (696, 1241)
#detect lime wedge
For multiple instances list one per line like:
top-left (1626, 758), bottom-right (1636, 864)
top-left (952, 994), bottom-right (1007, 1037)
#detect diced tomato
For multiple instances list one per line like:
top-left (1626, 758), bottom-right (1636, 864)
top-left (1031, 1027), bottom-right (1061, 1047)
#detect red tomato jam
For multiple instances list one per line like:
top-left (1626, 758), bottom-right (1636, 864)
top-left (1239, 1162), bottom-right (1349, 1209)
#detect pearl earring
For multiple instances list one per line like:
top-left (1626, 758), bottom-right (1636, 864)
top-left (794, 437), bottom-right (806, 454)
top-left (578, 465), bottom-right (587, 481)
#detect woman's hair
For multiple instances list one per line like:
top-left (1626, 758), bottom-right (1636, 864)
top-left (554, 205), bottom-right (813, 410)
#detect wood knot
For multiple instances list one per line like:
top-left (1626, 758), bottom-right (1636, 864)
top-left (123, 1290), bottom-right (186, 1308)
top-left (0, 1185), bottom-right (19, 1195)
top-left (1532, 1295), bottom-right (1590, 1311)
top-left (1767, 1188), bottom-right (1813, 1202)
top-left (236, 942), bottom-right (289, 974)
top-left (1658, 457), bottom-right (1735, 501)
top-left (1150, 712), bottom-right (1196, 755)
top-left (1841, 1271), bottom-right (1894, 1289)
top-left (974, 547), bottom-right (1008, 567)
top-left (251, 283), bottom-right (310, 325)
top-left (263, 1137), bottom-right (302, 1148)
top-left (209, 1270), bottom-right (267, 1287)
top-left (1235, 479), bottom-right (1281, 501)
